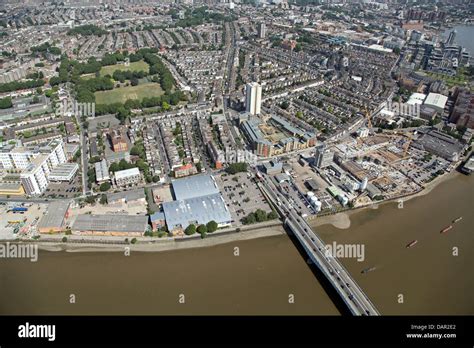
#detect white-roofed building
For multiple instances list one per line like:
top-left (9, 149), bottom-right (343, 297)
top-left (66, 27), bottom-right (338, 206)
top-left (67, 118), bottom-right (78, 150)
top-left (424, 93), bottom-right (448, 113)
top-left (171, 174), bottom-right (219, 200)
top-left (48, 163), bottom-right (79, 182)
top-left (114, 167), bottom-right (141, 187)
top-left (95, 159), bottom-right (110, 183)
top-left (407, 93), bottom-right (427, 106)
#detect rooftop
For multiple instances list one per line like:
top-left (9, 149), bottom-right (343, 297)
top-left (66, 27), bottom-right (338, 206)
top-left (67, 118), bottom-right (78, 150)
top-left (115, 167), bottom-right (140, 180)
top-left (21, 154), bottom-right (49, 175)
top-left (150, 211), bottom-right (165, 222)
top-left (241, 117), bottom-right (271, 145)
top-left (107, 188), bottom-right (145, 203)
top-left (424, 93), bottom-right (448, 109)
top-left (48, 163), bottom-right (79, 177)
top-left (171, 174), bottom-right (220, 201)
top-left (37, 201), bottom-right (70, 230)
top-left (162, 192), bottom-right (232, 230)
top-left (95, 159), bottom-right (109, 181)
top-left (72, 214), bottom-right (148, 233)
top-left (414, 129), bottom-right (464, 160)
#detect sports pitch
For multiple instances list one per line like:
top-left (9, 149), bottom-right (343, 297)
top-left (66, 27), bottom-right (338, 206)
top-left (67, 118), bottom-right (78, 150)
top-left (99, 60), bottom-right (149, 77)
top-left (95, 82), bottom-right (164, 104)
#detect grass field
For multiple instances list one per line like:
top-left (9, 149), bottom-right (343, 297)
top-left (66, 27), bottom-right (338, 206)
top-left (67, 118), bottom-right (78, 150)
top-left (95, 82), bottom-right (164, 105)
top-left (80, 73), bottom-right (96, 80)
top-left (420, 69), bottom-right (473, 91)
top-left (99, 60), bottom-right (149, 77)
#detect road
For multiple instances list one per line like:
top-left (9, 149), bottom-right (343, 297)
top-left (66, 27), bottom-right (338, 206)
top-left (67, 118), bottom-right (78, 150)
top-left (151, 122), bottom-right (171, 181)
top-left (159, 54), bottom-right (192, 92)
top-left (223, 21), bottom-right (238, 96)
top-left (75, 114), bottom-right (91, 197)
top-left (0, 197), bottom-right (59, 204)
top-left (258, 172), bottom-right (380, 316)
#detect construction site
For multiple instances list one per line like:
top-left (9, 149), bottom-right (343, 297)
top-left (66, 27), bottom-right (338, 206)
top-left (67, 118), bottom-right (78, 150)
top-left (272, 107), bottom-right (456, 216)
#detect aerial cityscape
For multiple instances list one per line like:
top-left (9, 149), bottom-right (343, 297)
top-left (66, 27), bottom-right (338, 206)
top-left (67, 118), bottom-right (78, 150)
top-left (0, 0), bottom-right (473, 343)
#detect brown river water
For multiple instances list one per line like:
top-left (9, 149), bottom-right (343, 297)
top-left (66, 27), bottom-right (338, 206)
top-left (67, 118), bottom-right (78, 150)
top-left (0, 173), bottom-right (472, 315)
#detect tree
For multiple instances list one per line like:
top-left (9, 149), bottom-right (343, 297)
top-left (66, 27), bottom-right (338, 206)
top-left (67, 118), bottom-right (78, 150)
top-left (62, 237), bottom-right (68, 243)
top-left (131, 238), bottom-right (137, 244)
top-left (206, 220), bottom-right (218, 233)
top-left (67, 24), bottom-right (107, 37)
top-left (242, 213), bottom-right (256, 225)
top-left (109, 162), bottom-right (120, 173)
top-left (85, 195), bottom-right (96, 204)
top-left (89, 156), bottom-right (101, 164)
top-left (267, 211), bottom-right (278, 220)
top-left (280, 101), bottom-right (290, 109)
top-left (0, 97), bottom-right (13, 109)
top-left (197, 224), bottom-right (207, 234)
top-left (226, 162), bottom-right (248, 174)
top-left (99, 182), bottom-right (111, 191)
top-left (100, 194), bottom-right (107, 205)
top-left (130, 145), bottom-right (142, 157)
top-left (254, 209), bottom-right (268, 222)
top-left (184, 224), bottom-right (196, 235)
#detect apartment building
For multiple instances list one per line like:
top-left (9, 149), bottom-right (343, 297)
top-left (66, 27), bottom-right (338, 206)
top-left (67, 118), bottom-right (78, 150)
top-left (108, 128), bottom-right (128, 152)
top-left (1, 139), bottom-right (67, 195)
top-left (245, 82), bottom-right (262, 116)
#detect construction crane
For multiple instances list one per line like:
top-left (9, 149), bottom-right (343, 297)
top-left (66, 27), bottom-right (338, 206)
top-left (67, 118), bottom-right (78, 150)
top-left (365, 105), bottom-right (372, 130)
top-left (403, 132), bottom-right (414, 157)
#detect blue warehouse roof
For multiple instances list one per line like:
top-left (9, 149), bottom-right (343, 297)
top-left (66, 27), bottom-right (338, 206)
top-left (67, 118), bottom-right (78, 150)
top-left (171, 174), bottom-right (220, 201)
top-left (163, 193), bottom-right (232, 230)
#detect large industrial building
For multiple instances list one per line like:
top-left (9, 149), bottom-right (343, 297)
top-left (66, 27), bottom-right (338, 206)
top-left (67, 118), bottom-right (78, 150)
top-left (72, 214), bottom-right (148, 236)
top-left (423, 93), bottom-right (448, 113)
top-left (413, 129), bottom-right (464, 162)
top-left (37, 201), bottom-right (71, 233)
top-left (163, 174), bottom-right (232, 233)
top-left (170, 174), bottom-right (220, 200)
top-left (107, 188), bottom-right (146, 205)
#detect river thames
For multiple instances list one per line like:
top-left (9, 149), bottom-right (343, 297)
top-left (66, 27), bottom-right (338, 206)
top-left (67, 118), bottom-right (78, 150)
top-left (0, 173), bottom-right (472, 315)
